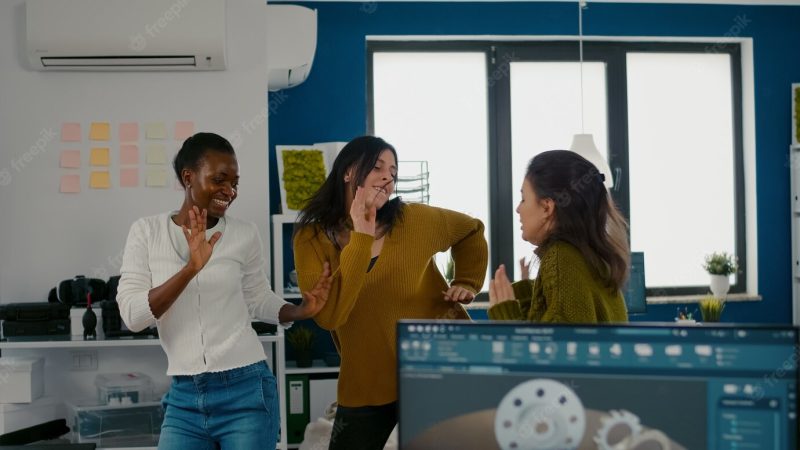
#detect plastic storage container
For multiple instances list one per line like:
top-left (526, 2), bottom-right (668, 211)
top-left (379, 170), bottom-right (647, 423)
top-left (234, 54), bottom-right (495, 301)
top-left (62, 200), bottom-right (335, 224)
top-left (94, 372), bottom-right (153, 405)
top-left (67, 400), bottom-right (163, 447)
top-left (0, 357), bottom-right (44, 403)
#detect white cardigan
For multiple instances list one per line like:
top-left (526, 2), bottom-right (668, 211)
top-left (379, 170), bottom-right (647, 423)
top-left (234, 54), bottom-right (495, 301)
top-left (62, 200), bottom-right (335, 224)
top-left (117, 212), bottom-right (289, 375)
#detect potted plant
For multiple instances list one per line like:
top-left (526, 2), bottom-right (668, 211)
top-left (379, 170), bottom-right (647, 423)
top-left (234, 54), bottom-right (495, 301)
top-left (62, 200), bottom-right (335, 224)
top-left (286, 326), bottom-right (315, 368)
top-left (702, 252), bottom-right (737, 298)
top-left (699, 296), bottom-right (726, 322)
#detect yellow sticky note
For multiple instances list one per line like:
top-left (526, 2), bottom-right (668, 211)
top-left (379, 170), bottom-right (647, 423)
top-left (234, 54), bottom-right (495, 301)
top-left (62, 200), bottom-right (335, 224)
top-left (145, 122), bottom-right (167, 139)
top-left (146, 168), bottom-right (168, 187)
top-left (90, 171), bottom-right (111, 189)
top-left (146, 144), bottom-right (167, 164)
top-left (90, 148), bottom-right (110, 166)
top-left (89, 122), bottom-right (110, 141)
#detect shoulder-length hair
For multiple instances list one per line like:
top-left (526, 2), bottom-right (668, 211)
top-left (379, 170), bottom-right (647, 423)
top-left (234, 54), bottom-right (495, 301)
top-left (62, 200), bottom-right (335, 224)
top-left (529, 150), bottom-right (630, 292)
top-left (295, 135), bottom-right (404, 239)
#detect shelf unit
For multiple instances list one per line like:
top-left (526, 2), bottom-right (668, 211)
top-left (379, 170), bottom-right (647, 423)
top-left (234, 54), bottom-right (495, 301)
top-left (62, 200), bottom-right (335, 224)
top-left (0, 333), bottom-right (288, 450)
top-left (271, 213), bottom-right (340, 447)
top-left (793, 83), bottom-right (800, 326)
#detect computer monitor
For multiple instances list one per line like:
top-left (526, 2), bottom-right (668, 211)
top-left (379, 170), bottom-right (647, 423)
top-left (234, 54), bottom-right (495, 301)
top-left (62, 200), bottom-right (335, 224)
top-left (397, 321), bottom-right (798, 450)
top-left (623, 252), bottom-right (646, 314)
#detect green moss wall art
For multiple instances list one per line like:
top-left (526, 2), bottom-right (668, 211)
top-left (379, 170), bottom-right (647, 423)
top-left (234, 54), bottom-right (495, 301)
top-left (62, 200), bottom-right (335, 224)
top-left (277, 146), bottom-right (327, 212)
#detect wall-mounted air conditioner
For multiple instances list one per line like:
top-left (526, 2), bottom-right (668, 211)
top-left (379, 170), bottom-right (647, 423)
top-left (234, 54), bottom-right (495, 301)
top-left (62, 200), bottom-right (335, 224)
top-left (26, 0), bottom-right (226, 71)
top-left (267, 5), bottom-right (317, 91)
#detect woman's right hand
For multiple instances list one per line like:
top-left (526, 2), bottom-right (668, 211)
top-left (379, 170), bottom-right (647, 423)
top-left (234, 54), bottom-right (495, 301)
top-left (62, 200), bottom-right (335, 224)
top-left (349, 185), bottom-right (378, 236)
top-left (182, 206), bottom-right (222, 273)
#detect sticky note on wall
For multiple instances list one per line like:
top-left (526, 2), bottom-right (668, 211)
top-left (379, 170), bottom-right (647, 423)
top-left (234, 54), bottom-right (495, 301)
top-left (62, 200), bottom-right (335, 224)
top-left (90, 148), bottom-right (110, 166)
top-left (89, 122), bottom-right (110, 141)
top-left (60, 174), bottom-right (80, 193)
top-left (120, 168), bottom-right (139, 187)
top-left (146, 168), bottom-right (168, 187)
top-left (146, 144), bottom-right (167, 164)
top-left (60, 150), bottom-right (81, 168)
top-left (61, 123), bottom-right (81, 142)
top-left (90, 171), bottom-right (110, 189)
top-left (120, 144), bottom-right (139, 165)
top-left (146, 122), bottom-right (167, 139)
top-left (175, 121), bottom-right (194, 141)
top-left (119, 123), bottom-right (139, 142)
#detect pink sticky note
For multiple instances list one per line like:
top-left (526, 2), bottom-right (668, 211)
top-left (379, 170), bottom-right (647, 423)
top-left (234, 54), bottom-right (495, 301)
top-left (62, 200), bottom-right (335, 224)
top-left (120, 168), bottom-right (139, 187)
top-left (119, 123), bottom-right (139, 142)
top-left (175, 121), bottom-right (194, 141)
top-left (120, 144), bottom-right (139, 165)
top-left (60, 150), bottom-right (81, 168)
top-left (61, 123), bottom-right (81, 142)
top-left (60, 174), bottom-right (80, 193)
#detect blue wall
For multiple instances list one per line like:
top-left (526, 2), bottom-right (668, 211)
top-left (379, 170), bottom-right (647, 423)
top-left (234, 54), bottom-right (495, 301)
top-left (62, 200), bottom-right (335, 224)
top-left (268, 1), bottom-right (800, 324)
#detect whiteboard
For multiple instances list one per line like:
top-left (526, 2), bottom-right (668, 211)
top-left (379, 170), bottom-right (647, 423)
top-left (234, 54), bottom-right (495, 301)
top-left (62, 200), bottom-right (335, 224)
top-left (0, 0), bottom-right (271, 302)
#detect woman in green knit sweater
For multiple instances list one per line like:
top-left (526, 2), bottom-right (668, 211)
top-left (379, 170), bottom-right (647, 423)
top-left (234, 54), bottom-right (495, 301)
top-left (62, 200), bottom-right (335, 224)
top-left (488, 150), bottom-right (629, 323)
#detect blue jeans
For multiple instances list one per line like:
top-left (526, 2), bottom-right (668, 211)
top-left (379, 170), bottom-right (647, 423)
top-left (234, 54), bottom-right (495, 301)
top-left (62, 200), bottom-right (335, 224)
top-left (158, 361), bottom-right (280, 450)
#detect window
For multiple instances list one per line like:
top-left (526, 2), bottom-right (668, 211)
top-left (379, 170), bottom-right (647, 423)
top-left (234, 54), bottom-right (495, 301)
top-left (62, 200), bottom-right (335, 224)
top-left (368, 41), bottom-right (746, 297)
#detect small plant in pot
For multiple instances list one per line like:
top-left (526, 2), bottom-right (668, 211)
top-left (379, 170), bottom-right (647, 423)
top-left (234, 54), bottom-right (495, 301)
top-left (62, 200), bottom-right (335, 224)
top-left (699, 296), bottom-right (726, 322)
top-left (702, 252), bottom-right (737, 298)
top-left (286, 326), bottom-right (315, 368)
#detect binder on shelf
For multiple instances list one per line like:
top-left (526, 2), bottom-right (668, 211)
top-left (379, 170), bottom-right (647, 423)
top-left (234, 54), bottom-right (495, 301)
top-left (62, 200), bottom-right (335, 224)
top-left (286, 374), bottom-right (310, 444)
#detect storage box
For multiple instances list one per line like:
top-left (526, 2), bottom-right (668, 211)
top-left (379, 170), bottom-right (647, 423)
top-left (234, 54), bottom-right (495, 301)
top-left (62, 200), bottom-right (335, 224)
top-left (0, 395), bottom-right (64, 434)
top-left (67, 400), bottom-right (163, 447)
top-left (0, 356), bottom-right (44, 403)
top-left (95, 372), bottom-right (153, 405)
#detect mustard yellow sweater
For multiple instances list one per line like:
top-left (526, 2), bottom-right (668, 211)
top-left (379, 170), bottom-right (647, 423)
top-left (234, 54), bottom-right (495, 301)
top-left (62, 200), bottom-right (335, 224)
top-left (488, 241), bottom-right (628, 323)
top-left (293, 203), bottom-right (488, 407)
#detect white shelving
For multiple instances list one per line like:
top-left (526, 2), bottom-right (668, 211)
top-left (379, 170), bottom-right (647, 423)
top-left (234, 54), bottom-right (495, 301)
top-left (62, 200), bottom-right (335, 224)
top-left (272, 213), bottom-right (300, 300)
top-left (0, 332), bottom-right (287, 450)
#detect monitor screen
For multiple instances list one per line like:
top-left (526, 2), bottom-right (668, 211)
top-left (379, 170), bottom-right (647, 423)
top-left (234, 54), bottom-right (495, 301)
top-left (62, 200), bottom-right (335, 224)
top-left (624, 252), bottom-right (646, 314)
top-left (397, 321), bottom-right (798, 450)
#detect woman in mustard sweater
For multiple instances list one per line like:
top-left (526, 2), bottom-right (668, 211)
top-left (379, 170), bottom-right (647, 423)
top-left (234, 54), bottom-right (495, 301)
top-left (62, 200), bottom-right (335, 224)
top-left (293, 136), bottom-right (488, 450)
top-left (488, 150), bottom-right (629, 323)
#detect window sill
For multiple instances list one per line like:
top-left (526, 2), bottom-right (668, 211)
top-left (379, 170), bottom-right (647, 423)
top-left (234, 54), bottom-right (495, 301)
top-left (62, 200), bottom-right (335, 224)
top-left (646, 293), bottom-right (762, 305)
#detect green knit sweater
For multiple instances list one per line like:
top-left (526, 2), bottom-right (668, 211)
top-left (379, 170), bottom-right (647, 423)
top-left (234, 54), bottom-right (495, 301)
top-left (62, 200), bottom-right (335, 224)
top-left (488, 241), bottom-right (628, 323)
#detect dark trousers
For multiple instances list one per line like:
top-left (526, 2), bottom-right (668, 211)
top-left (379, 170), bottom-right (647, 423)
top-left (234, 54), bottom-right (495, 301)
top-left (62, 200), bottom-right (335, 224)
top-left (328, 401), bottom-right (398, 450)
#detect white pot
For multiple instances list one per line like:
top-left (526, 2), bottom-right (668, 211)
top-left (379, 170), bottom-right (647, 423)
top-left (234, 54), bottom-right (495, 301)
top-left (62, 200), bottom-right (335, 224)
top-left (709, 274), bottom-right (730, 298)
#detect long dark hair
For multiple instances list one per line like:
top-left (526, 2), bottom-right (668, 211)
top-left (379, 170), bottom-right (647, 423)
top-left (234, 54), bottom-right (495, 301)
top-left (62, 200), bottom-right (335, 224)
top-left (295, 136), bottom-right (404, 239)
top-left (528, 150), bottom-right (630, 292)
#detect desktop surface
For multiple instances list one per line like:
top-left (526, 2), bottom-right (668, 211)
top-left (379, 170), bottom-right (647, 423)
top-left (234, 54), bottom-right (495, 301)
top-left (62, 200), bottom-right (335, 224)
top-left (397, 321), bottom-right (798, 450)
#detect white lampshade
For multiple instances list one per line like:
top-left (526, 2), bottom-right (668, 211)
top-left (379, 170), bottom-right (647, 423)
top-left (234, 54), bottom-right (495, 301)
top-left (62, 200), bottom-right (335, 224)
top-left (569, 133), bottom-right (613, 188)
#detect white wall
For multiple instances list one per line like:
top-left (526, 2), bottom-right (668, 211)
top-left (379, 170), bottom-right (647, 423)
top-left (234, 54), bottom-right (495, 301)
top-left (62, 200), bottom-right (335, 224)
top-left (0, 0), bottom-right (270, 303)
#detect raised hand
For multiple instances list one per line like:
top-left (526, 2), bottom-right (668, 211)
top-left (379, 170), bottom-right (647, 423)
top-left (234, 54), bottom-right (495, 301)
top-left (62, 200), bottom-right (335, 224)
top-left (349, 185), bottom-right (378, 236)
top-left (442, 285), bottom-right (476, 304)
top-left (519, 256), bottom-right (532, 280)
top-left (298, 262), bottom-right (332, 318)
top-left (182, 206), bottom-right (221, 273)
top-left (488, 264), bottom-right (515, 307)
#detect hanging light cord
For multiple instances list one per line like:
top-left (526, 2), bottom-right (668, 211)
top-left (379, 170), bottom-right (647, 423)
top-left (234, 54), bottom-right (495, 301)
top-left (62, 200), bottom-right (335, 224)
top-left (578, 0), bottom-right (586, 134)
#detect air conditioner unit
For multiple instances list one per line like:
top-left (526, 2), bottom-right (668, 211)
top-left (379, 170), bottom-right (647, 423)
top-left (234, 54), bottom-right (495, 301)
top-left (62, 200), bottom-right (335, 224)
top-left (26, 0), bottom-right (226, 71)
top-left (267, 5), bottom-right (317, 91)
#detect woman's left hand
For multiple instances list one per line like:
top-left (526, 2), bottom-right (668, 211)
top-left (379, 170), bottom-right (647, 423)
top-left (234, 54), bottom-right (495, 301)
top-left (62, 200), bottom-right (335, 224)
top-left (298, 262), bottom-right (332, 318)
top-left (489, 264), bottom-right (515, 307)
top-left (442, 285), bottom-right (475, 304)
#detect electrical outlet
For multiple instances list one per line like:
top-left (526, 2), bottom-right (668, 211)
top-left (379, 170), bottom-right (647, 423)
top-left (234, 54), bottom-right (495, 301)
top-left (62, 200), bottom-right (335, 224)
top-left (71, 350), bottom-right (98, 371)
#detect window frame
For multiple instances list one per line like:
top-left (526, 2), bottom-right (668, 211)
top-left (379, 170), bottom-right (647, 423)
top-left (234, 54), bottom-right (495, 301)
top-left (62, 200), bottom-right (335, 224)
top-left (367, 40), bottom-right (746, 298)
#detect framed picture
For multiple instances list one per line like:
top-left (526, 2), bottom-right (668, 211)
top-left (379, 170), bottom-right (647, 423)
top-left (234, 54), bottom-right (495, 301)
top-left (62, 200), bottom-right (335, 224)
top-left (275, 142), bottom-right (346, 213)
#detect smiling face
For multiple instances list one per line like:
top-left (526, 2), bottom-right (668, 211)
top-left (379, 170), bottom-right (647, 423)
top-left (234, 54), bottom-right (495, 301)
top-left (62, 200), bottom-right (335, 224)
top-left (347, 149), bottom-right (397, 210)
top-left (516, 177), bottom-right (555, 245)
top-left (184, 150), bottom-right (239, 219)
